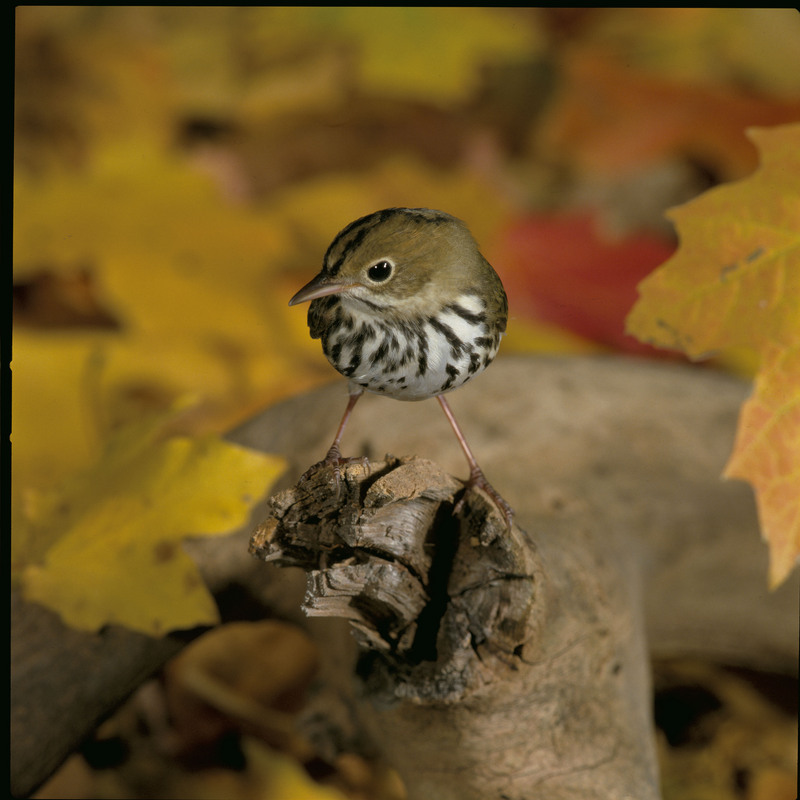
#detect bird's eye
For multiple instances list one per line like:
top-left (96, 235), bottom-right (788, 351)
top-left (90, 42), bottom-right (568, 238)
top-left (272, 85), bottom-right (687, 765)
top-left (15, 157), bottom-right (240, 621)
top-left (367, 260), bottom-right (393, 283)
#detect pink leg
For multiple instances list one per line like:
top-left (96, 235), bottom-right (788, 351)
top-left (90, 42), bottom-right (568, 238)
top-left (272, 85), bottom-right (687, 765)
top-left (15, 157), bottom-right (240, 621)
top-left (437, 395), bottom-right (514, 527)
top-left (323, 390), bottom-right (363, 462)
top-left (302, 390), bottom-right (369, 486)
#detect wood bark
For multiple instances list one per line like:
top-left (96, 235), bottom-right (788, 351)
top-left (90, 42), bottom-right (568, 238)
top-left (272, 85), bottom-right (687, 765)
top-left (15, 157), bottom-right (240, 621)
top-left (11, 356), bottom-right (799, 798)
top-left (251, 455), bottom-right (660, 799)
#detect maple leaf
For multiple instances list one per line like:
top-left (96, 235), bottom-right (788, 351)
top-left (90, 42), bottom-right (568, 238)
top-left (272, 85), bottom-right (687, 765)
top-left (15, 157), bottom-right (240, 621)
top-left (626, 125), bottom-right (800, 359)
top-left (724, 344), bottom-right (800, 588)
top-left (626, 123), bottom-right (800, 587)
top-left (20, 410), bottom-right (285, 635)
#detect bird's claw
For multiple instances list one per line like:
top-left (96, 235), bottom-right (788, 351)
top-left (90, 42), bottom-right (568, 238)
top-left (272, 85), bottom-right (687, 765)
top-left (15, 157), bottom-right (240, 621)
top-left (300, 444), bottom-right (370, 493)
top-left (455, 467), bottom-right (514, 529)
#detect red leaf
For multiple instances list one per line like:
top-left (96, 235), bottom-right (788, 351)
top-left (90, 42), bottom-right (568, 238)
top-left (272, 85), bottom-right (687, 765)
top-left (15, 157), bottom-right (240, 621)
top-left (494, 212), bottom-right (676, 355)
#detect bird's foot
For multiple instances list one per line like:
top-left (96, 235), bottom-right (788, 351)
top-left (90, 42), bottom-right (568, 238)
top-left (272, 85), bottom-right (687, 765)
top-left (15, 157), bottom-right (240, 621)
top-left (455, 466), bottom-right (514, 529)
top-left (300, 444), bottom-right (370, 490)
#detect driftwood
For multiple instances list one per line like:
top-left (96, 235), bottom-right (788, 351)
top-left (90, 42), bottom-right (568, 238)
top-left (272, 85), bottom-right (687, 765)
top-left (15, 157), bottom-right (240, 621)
top-left (251, 455), bottom-right (660, 799)
top-left (11, 356), bottom-right (799, 798)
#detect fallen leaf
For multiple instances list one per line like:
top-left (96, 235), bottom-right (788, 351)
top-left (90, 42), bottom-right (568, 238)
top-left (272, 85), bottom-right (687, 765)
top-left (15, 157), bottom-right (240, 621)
top-left (21, 411), bottom-right (285, 635)
top-left (627, 123), bottom-right (800, 587)
top-left (626, 124), bottom-right (800, 358)
top-left (494, 212), bottom-right (676, 354)
top-left (10, 332), bottom-right (107, 506)
top-left (724, 344), bottom-right (800, 588)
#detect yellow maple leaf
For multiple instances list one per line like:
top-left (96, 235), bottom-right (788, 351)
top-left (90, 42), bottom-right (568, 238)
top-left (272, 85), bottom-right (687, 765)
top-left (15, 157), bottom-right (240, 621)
top-left (626, 124), bottom-right (800, 357)
top-left (626, 123), bottom-right (800, 587)
top-left (21, 410), bottom-right (285, 635)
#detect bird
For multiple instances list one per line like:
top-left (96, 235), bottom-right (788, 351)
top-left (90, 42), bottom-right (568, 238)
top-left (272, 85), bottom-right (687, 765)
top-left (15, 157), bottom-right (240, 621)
top-left (289, 207), bottom-right (513, 527)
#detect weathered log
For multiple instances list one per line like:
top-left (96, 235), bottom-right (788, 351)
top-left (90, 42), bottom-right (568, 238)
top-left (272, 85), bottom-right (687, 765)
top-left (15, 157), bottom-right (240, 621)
top-left (251, 454), bottom-right (660, 799)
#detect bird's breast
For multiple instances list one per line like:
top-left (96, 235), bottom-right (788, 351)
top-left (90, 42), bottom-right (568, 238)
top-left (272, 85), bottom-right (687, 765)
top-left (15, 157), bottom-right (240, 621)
top-left (317, 293), bottom-right (503, 400)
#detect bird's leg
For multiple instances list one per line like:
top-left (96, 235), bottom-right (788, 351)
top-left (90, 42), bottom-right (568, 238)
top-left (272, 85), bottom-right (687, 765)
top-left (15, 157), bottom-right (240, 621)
top-left (302, 390), bottom-right (369, 486)
top-left (322, 389), bottom-right (362, 463)
top-left (437, 395), bottom-right (514, 528)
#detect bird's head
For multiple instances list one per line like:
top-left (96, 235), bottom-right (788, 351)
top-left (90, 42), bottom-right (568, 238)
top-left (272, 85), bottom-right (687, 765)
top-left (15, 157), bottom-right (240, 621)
top-left (288, 208), bottom-right (483, 313)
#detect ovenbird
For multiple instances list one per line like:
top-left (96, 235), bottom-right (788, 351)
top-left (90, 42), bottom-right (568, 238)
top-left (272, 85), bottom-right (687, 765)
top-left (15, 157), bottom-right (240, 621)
top-left (289, 207), bottom-right (513, 526)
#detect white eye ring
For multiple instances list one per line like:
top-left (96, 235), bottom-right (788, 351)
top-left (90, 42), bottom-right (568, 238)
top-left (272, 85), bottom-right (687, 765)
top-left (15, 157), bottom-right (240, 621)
top-left (366, 259), bottom-right (394, 283)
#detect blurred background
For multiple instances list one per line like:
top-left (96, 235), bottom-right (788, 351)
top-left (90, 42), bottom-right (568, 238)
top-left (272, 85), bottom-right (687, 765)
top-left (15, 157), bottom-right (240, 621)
top-left (13, 8), bottom-right (800, 800)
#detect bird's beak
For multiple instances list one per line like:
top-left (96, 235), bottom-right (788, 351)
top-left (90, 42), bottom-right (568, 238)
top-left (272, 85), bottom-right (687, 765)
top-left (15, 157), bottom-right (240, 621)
top-left (288, 273), bottom-right (356, 306)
